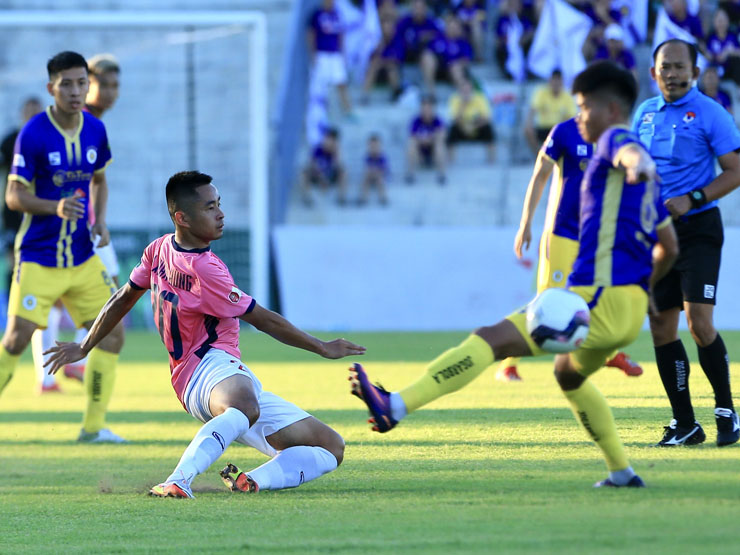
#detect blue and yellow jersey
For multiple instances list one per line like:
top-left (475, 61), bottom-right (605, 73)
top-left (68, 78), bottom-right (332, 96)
top-left (8, 107), bottom-right (112, 268)
top-left (568, 126), bottom-right (671, 292)
top-left (541, 118), bottom-right (592, 241)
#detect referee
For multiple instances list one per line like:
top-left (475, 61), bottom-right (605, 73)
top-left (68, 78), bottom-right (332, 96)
top-left (633, 39), bottom-right (740, 447)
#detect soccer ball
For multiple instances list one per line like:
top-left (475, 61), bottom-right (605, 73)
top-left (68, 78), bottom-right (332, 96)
top-left (525, 288), bottom-right (590, 353)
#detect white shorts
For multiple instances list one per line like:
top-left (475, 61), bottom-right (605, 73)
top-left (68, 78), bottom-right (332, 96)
top-left (183, 348), bottom-right (311, 457)
top-left (312, 52), bottom-right (348, 87)
top-left (94, 242), bottom-right (120, 278)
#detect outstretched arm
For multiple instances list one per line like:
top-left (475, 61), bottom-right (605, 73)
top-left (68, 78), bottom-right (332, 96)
top-left (44, 282), bottom-right (146, 373)
top-left (240, 303), bottom-right (366, 359)
top-left (514, 152), bottom-right (555, 258)
top-left (614, 143), bottom-right (658, 185)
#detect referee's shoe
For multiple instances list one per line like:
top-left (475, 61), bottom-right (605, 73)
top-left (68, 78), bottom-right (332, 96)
top-left (657, 420), bottom-right (706, 446)
top-left (715, 408), bottom-right (740, 447)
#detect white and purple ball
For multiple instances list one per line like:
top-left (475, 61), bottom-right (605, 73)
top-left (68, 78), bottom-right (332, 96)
top-left (525, 288), bottom-right (590, 353)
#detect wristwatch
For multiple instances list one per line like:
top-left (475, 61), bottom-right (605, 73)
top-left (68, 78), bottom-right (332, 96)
top-left (688, 188), bottom-right (707, 209)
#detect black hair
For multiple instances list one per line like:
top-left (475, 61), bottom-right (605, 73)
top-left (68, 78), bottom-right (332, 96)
top-left (165, 171), bottom-right (213, 220)
top-left (368, 133), bottom-right (380, 141)
top-left (572, 60), bottom-right (638, 112)
top-left (324, 127), bottom-right (339, 139)
top-left (653, 39), bottom-right (698, 67)
top-left (551, 69), bottom-right (563, 79)
top-left (47, 51), bottom-right (88, 79)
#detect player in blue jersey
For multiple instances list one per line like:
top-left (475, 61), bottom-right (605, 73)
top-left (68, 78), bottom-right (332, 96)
top-left (349, 61), bottom-right (679, 487)
top-left (0, 51), bottom-right (125, 443)
top-left (633, 39), bottom-right (740, 447)
top-left (496, 117), bottom-right (643, 381)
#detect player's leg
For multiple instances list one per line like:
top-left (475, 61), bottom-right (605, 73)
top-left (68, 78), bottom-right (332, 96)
top-left (350, 314), bottom-right (536, 432)
top-left (31, 301), bottom-right (64, 393)
top-left (0, 315), bottom-right (38, 395)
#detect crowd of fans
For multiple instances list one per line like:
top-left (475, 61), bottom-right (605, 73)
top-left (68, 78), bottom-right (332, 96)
top-left (301, 0), bottom-right (740, 207)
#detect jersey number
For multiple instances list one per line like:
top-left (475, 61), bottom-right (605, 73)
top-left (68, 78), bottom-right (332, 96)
top-left (640, 180), bottom-right (659, 234)
top-left (152, 283), bottom-right (183, 359)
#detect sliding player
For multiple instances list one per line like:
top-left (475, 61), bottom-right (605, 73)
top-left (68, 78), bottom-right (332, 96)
top-left (45, 171), bottom-right (366, 498)
top-left (496, 116), bottom-right (642, 381)
top-left (350, 61), bottom-right (679, 487)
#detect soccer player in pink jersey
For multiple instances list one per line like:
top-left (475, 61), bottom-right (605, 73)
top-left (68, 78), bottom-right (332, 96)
top-left (45, 171), bottom-right (366, 498)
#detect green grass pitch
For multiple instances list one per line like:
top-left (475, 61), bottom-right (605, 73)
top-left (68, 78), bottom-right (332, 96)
top-left (1, 330), bottom-right (739, 553)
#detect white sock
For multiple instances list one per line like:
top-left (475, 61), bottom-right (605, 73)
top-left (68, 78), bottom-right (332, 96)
top-left (31, 306), bottom-right (63, 387)
top-left (74, 327), bottom-right (89, 365)
top-left (609, 466), bottom-right (636, 486)
top-left (166, 407), bottom-right (251, 487)
top-left (247, 446), bottom-right (338, 491)
top-left (389, 392), bottom-right (407, 422)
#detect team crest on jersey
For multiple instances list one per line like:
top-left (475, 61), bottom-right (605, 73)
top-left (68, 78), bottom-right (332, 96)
top-left (22, 294), bottom-right (37, 310)
top-left (683, 111), bottom-right (696, 124)
top-left (642, 112), bottom-right (655, 124)
top-left (228, 287), bottom-right (242, 303)
top-left (579, 159), bottom-right (589, 171)
top-left (13, 153), bottom-right (25, 167)
top-left (577, 144), bottom-right (588, 156)
top-left (86, 147), bottom-right (97, 164)
top-left (48, 151), bottom-right (61, 166)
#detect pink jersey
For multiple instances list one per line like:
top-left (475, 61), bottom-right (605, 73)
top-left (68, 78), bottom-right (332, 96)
top-left (129, 234), bottom-right (255, 407)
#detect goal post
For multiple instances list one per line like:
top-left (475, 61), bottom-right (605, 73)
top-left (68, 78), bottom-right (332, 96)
top-left (0, 10), bottom-right (270, 309)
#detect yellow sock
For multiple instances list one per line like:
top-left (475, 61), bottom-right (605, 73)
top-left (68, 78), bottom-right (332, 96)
top-left (563, 380), bottom-right (629, 471)
top-left (399, 334), bottom-right (494, 414)
top-left (0, 345), bottom-right (21, 395)
top-left (82, 348), bottom-right (119, 433)
top-left (499, 357), bottom-right (519, 370)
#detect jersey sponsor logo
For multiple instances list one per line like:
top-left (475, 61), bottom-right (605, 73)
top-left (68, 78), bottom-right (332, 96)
top-left (86, 146), bottom-right (98, 164)
top-left (577, 144), bottom-right (588, 156)
top-left (229, 287), bottom-right (242, 303)
top-left (22, 294), bottom-right (37, 310)
top-left (704, 284), bottom-right (715, 299)
top-left (48, 151), bottom-right (61, 166)
top-left (642, 112), bottom-right (655, 124)
top-left (12, 153), bottom-right (25, 167)
top-left (683, 111), bottom-right (696, 124)
top-left (53, 169), bottom-right (93, 186)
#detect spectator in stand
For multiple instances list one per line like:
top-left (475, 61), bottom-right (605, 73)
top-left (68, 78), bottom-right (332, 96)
top-left (406, 95), bottom-right (447, 185)
top-left (425, 16), bottom-right (474, 90)
top-left (378, 0), bottom-right (400, 22)
top-left (495, 0), bottom-right (535, 80)
top-left (719, 1), bottom-right (740, 26)
top-left (394, 0), bottom-right (444, 90)
top-left (665, 0), bottom-right (706, 53)
top-left (446, 79), bottom-right (496, 163)
top-left (579, 0), bottom-right (623, 61)
top-left (524, 69), bottom-right (576, 155)
top-left (593, 24), bottom-right (637, 77)
top-left (362, 18), bottom-right (405, 102)
top-left (707, 9), bottom-right (740, 85)
top-left (299, 128), bottom-right (348, 207)
top-left (454, 0), bottom-right (487, 61)
top-left (358, 134), bottom-right (390, 206)
top-left (700, 65), bottom-right (734, 114)
top-left (307, 0), bottom-right (352, 116)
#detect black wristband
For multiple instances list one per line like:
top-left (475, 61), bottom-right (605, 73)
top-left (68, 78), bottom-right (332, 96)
top-left (688, 188), bottom-right (707, 209)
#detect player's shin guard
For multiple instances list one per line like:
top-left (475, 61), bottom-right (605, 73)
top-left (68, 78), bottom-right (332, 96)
top-left (563, 380), bottom-right (629, 472)
top-left (399, 334), bottom-right (494, 413)
top-left (0, 345), bottom-right (20, 395)
top-left (167, 407), bottom-right (251, 486)
top-left (247, 446), bottom-right (338, 491)
top-left (81, 348), bottom-right (119, 433)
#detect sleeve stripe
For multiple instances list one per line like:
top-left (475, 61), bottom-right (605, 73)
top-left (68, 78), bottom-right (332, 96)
top-left (540, 151), bottom-right (556, 164)
top-left (655, 216), bottom-right (673, 230)
top-left (128, 278), bottom-right (146, 290)
top-left (7, 174), bottom-right (31, 187)
top-left (94, 157), bottom-right (113, 174)
top-left (244, 297), bottom-right (256, 314)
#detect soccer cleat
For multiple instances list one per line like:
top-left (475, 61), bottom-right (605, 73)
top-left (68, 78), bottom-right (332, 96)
top-left (605, 352), bottom-right (643, 377)
top-left (63, 364), bottom-right (85, 382)
top-left (594, 475), bottom-right (646, 488)
top-left (715, 408), bottom-right (740, 447)
top-left (77, 428), bottom-right (127, 444)
top-left (149, 481), bottom-right (194, 499)
top-left (220, 463), bottom-right (259, 493)
top-left (656, 419), bottom-right (706, 446)
top-left (495, 366), bottom-right (522, 382)
top-left (348, 363), bottom-right (397, 433)
top-left (36, 382), bottom-right (62, 394)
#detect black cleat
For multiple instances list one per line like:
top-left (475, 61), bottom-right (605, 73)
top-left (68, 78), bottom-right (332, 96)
top-left (715, 408), bottom-right (740, 447)
top-left (656, 419), bottom-right (706, 446)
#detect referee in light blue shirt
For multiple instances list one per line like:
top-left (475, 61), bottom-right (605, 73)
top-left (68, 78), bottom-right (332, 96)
top-left (633, 39), bottom-right (740, 447)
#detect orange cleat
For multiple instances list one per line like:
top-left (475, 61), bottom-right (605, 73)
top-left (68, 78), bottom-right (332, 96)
top-left (36, 382), bottom-right (62, 395)
top-left (63, 364), bottom-right (85, 382)
top-left (220, 463), bottom-right (259, 493)
top-left (495, 366), bottom-right (522, 382)
top-left (606, 352), bottom-right (643, 377)
top-left (149, 481), bottom-right (194, 499)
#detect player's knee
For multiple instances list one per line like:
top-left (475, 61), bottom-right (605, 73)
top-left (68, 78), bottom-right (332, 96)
top-left (553, 356), bottom-right (584, 391)
top-left (324, 431), bottom-right (345, 466)
top-left (687, 318), bottom-right (716, 347)
top-left (233, 401), bottom-right (260, 427)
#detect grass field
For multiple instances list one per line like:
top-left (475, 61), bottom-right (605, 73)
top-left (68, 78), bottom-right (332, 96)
top-left (1, 330), bottom-right (739, 554)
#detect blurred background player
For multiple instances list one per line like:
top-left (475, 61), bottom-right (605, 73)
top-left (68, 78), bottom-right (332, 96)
top-left (524, 70), bottom-right (576, 156)
top-left (357, 134), bottom-right (389, 206)
top-left (299, 127), bottom-right (347, 207)
top-left (496, 115), bottom-right (643, 381)
top-left (0, 51), bottom-right (125, 442)
top-left (30, 54), bottom-right (122, 393)
top-left (45, 171), bottom-right (366, 498)
top-left (350, 61), bottom-right (679, 488)
top-left (406, 94), bottom-right (446, 184)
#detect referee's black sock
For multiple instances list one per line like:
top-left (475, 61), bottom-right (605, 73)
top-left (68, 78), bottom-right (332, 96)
top-left (698, 334), bottom-right (734, 411)
top-left (655, 340), bottom-right (695, 427)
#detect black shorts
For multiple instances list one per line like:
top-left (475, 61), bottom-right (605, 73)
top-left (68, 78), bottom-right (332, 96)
top-left (653, 207), bottom-right (724, 311)
top-left (447, 122), bottom-right (496, 145)
top-left (536, 127), bottom-right (551, 144)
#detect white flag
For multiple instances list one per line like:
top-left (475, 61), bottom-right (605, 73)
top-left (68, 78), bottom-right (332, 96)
top-left (337, 0), bottom-right (381, 84)
top-left (505, 15), bottom-right (526, 83)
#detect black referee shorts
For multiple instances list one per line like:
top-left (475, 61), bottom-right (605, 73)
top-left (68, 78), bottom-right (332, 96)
top-left (654, 206), bottom-right (724, 311)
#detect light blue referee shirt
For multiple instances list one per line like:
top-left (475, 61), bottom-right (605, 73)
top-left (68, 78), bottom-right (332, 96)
top-left (631, 86), bottom-right (740, 216)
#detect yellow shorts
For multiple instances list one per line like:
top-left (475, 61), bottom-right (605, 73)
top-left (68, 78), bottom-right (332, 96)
top-left (537, 232), bottom-right (579, 292)
top-left (506, 285), bottom-right (648, 376)
top-left (8, 255), bottom-right (117, 329)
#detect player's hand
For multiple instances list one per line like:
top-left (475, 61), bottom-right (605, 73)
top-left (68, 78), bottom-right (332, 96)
top-left (43, 341), bottom-right (86, 375)
top-left (319, 339), bottom-right (366, 359)
top-left (514, 225), bottom-right (531, 259)
top-left (91, 222), bottom-right (110, 248)
top-left (625, 158), bottom-right (658, 185)
top-left (56, 191), bottom-right (85, 220)
top-left (664, 195), bottom-right (691, 218)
